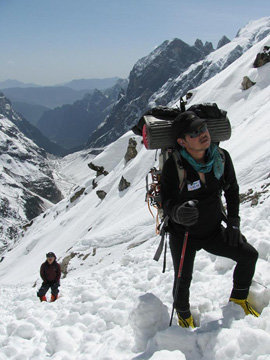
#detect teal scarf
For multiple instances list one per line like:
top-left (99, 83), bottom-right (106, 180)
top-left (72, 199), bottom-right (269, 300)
top-left (180, 143), bottom-right (224, 180)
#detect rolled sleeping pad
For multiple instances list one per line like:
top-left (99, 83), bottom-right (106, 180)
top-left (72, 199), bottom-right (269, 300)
top-left (142, 114), bottom-right (231, 149)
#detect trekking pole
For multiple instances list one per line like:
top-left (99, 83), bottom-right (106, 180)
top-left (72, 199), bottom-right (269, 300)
top-left (169, 200), bottom-right (197, 327)
top-left (169, 230), bottom-right (189, 326)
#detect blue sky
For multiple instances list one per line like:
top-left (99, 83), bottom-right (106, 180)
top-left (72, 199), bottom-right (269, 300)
top-left (1, 0), bottom-right (270, 85)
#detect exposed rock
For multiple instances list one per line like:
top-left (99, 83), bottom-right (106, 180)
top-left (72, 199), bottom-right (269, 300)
top-left (253, 48), bottom-right (270, 67)
top-left (96, 190), bottom-right (107, 200)
top-left (241, 76), bottom-right (256, 90)
top-left (239, 184), bottom-right (269, 206)
top-left (217, 36), bottom-right (231, 49)
top-left (194, 39), bottom-right (214, 55)
top-left (60, 252), bottom-right (77, 278)
top-left (82, 253), bottom-right (90, 260)
top-left (88, 162), bottom-right (109, 177)
top-left (22, 192), bottom-right (44, 220)
top-left (22, 177), bottom-right (63, 204)
top-left (88, 149), bottom-right (104, 156)
top-left (118, 176), bottom-right (130, 191)
top-left (70, 187), bottom-right (85, 203)
top-left (92, 179), bottom-right (98, 189)
top-left (22, 220), bottom-right (33, 231)
top-left (124, 138), bottom-right (138, 163)
top-left (186, 92), bottom-right (193, 100)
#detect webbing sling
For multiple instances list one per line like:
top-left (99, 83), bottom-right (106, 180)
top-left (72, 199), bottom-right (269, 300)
top-left (153, 216), bottom-right (168, 273)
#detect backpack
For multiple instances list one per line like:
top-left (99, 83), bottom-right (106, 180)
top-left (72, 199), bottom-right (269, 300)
top-left (133, 102), bottom-right (231, 271)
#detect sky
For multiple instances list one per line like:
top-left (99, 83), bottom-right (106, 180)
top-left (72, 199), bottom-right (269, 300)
top-left (1, 0), bottom-right (270, 86)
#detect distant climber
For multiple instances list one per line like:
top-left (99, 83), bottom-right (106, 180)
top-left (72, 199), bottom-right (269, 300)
top-left (37, 252), bottom-right (61, 302)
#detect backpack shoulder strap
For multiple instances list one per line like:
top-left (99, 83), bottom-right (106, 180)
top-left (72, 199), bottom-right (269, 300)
top-left (217, 147), bottom-right (225, 164)
top-left (172, 151), bottom-right (186, 191)
top-left (217, 147), bottom-right (229, 190)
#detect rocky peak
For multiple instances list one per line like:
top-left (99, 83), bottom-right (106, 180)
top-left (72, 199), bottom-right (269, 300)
top-left (127, 38), bottom-right (203, 100)
top-left (78, 89), bottom-right (111, 113)
top-left (217, 36), bottom-right (231, 49)
top-left (194, 39), bottom-right (214, 55)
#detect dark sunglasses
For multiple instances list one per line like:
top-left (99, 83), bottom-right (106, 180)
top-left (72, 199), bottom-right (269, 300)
top-left (187, 124), bottom-right (208, 138)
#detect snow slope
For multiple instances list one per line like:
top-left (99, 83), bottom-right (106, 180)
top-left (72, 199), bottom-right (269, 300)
top-left (1, 25), bottom-right (270, 360)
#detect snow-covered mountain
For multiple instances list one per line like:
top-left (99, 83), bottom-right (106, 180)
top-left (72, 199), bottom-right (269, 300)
top-left (152, 16), bottom-right (270, 108)
top-left (0, 100), bottom-right (63, 251)
top-left (0, 92), bottom-right (65, 156)
top-left (87, 37), bottom-right (214, 147)
top-left (0, 23), bottom-right (270, 359)
top-left (88, 17), bottom-right (270, 148)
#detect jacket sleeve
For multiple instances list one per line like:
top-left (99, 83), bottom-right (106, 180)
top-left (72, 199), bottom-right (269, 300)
top-left (40, 263), bottom-right (47, 282)
top-left (160, 156), bottom-right (181, 217)
top-left (222, 149), bottom-right (240, 219)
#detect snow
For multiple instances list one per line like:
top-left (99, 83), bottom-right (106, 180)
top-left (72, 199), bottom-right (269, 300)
top-left (1, 18), bottom-right (270, 360)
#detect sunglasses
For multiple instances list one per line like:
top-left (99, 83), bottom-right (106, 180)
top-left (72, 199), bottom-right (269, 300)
top-left (187, 124), bottom-right (208, 138)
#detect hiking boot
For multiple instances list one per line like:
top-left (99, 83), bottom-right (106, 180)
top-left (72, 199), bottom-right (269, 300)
top-left (50, 294), bottom-right (58, 302)
top-left (176, 310), bottom-right (195, 328)
top-left (40, 295), bottom-right (47, 302)
top-left (229, 297), bottom-right (260, 317)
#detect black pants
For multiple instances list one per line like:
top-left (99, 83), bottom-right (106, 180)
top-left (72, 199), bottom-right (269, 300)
top-left (169, 227), bottom-right (258, 311)
top-left (37, 282), bottom-right (59, 298)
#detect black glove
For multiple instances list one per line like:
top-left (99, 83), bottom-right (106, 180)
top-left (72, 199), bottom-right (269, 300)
top-left (224, 217), bottom-right (244, 247)
top-left (171, 200), bottom-right (199, 227)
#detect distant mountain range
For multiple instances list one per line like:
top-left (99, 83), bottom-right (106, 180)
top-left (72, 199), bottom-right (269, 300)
top-left (0, 77), bottom-right (120, 91)
top-left (1, 86), bottom-right (91, 109)
top-left (62, 77), bottom-right (120, 91)
top-left (0, 79), bottom-right (40, 88)
top-left (0, 77), bottom-right (122, 131)
top-left (0, 77), bottom-right (121, 109)
top-left (37, 79), bottom-right (128, 150)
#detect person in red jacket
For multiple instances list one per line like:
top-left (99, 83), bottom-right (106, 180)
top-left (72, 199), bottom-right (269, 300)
top-left (37, 252), bottom-right (61, 302)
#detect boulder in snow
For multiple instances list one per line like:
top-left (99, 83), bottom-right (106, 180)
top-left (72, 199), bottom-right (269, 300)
top-left (241, 76), bottom-right (256, 90)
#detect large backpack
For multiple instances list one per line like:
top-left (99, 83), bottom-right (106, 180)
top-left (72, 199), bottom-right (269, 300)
top-left (132, 102), bottom-right (231, 271)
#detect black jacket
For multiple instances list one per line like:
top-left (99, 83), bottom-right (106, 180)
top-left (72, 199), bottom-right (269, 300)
top-left (40, 261), bottom-right (61, 283)
top-left (160, 148), bottom-right (239, 239)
